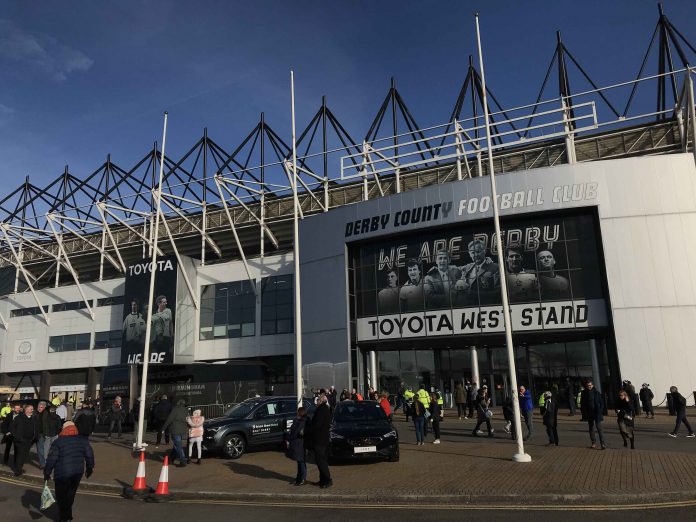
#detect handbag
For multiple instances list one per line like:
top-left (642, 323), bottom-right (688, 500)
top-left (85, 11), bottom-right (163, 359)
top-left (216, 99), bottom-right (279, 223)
top-left (41, 481), bottom-right (55, 511)
top-left (485, 409), bottom-right (493, 419)
top-left (424, 410), bottom-right (431, 420)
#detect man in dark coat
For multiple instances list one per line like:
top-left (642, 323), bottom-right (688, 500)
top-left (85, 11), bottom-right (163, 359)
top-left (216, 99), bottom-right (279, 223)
top-left (161, 399), bottom-right (188, 466)
top-left (10, 404), bottom-right (38, 476)
top-left (307, 394), bottom-right (332, 488)
top-left (639, 384), bottom-right (655, 419)
top-left (580, 379), bottom-right (606, 449)
top-left (73, 402), bottom-right (96, 437)
top-left (44, 421), bottom-right (94, 522)
top-left (542, 391), bottom-right (559, 446)
top-left (154, 394), bottom-right (173, 446)
top-left (2, 404), bottom-right (21, 466)
top-left (668, 386), bottom-right (695, 438)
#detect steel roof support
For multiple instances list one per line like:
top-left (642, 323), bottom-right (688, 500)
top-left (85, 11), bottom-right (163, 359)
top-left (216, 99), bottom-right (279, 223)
top-left (158, 192), bottom-right (223, 256)
top-left (0, 224), bottom-right (50, 325)
top-left (95, 202), bottom-right (127, 274)
top-left (215, 176), bottom-right (279, 249)
top-left (0, 310), bottom-right (7, 330)
top-left (99, 203), bottom-right (164, 256)
top-left (46, 215), bottom-right (94, 320)
top-left (49, 213), bottom-right (123, 273)
top-left (213, 176), bottom-right (258, 297)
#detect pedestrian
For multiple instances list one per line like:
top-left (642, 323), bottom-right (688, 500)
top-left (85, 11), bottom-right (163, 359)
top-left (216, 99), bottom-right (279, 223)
top-left (73, 402), bottom-right (96, 438)
top-left (2, 404), bottom-right (21, 466)
top-left (565, 378), bottom-right (576, 416)
top-left (186, 409), bottom-right (204, 465)
top-left (467, 381), bottom-right (477, 419)
top-left (328, 386), bottom-right (338, 411)
top-left (41, 406), bottom-right (62, 469)
top-left (55, 401), bottom-right (67, 423)
top-left (403, 386), bottom-right (414, 421)
top-left (0, 401), bottom-right (11, 420)
top-left (429, 392), bottom-right (441, 444)
top-left (639, 384), bottom-right (654, 419)
top-left (667, 386), bottom-right (695, 438)
top-left (10, 404), bottom-right (37, 476)
top-left (454, 382), bottom-right (466, 420)
top-left (519, 385), bottom-right (534, 441)
top-left (306, 393), bottom-right (332, 488)
top-left (580, 379), bottom-right (606, 449)
top-left (286, 406), bottom-right (308, 486)
top-left (107, 396), bottom-right (125, 439)
top-left (412, 393), bottom-right (426, 445)
top-left (379, 391), bottom-right (392, 421)
top-left (542, 391), bottom-right (559, 446)
top-left (502, 395), bottom-right (516, 439)
top-left (416, 384), bottom-right (431, 436)
top-left (472, 386), bottom-right (494, 437)
top-left (34, 401), bottom-right (49, 469)
top-left (154, 394), bottom-right (173, 446)
top-left (161, 399), bottom-right (189, 466)
top-left (44, 421), bottom-right (94, 522)
top-left (339, 389), bottom-right (350, 402)
top-left (616, 389), bottom-right (635, 449)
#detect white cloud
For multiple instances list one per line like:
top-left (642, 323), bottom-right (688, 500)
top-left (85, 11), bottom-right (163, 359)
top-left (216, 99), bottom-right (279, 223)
top-left (0, 19), bottom-right (93, 82)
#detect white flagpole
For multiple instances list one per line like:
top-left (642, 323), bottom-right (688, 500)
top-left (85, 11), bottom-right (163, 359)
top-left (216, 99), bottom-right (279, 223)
top-left (291, 71), bottom-right (303, 406)
top-left (475, 14), bottom-right (531, 463)
top-left (134, 111), bottom-right (168, 452)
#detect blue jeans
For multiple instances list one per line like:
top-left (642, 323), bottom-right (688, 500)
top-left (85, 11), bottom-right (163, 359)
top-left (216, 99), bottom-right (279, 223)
top-left (170, 434), bottom-right (187, 464)
top-left (674, 411), bottom-right (694, 435)
top-left (413, 417), bottom-right (425, 443)
top-left (296, 460), bottom-right (306, 482)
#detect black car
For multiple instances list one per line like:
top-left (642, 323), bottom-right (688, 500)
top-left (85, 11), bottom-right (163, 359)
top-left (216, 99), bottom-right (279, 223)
top-left (329, 400), bottom-right (399, 462)
top-left (203, 396), bottom-right (313, 459)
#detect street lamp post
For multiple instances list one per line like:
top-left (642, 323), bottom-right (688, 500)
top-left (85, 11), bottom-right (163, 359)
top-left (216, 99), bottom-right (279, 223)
top-left (290, 71), bottom-right (303, 406)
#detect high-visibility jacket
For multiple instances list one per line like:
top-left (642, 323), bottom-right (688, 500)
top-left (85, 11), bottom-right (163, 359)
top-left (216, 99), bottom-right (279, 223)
top-left (416, 389), bottom-right (430, 408)
top-left (576, 392), bottom-right (582, 407)
top-left (538, 393), bottom-right (546, 407)
top-left (51, 396), bottom-right (61, 407)
top-left (436, 391), bottom-right (444, 406)
top-left (404, 390), bottom-right (415, 401)
top-left (0, 405), bottom-right (11, 418)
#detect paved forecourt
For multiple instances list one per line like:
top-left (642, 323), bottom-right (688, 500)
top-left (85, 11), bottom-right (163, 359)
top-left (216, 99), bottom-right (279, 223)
top-left (3, 409), bottom-right (696, 505)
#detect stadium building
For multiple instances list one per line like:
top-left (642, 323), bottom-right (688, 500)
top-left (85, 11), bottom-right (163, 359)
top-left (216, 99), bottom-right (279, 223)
top-left (2, 7), bottom-right (696, 408)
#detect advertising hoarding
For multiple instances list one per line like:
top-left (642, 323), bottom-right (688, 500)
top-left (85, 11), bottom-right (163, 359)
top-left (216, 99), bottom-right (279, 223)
top-left (120, 256), bottom-right (178, 364)
top-left (353, 211), bottom-right (607, 341)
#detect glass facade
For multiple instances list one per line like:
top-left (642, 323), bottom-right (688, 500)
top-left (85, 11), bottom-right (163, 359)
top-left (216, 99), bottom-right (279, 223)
top-left (199, 280), bottom-right (256, 340)
top-left (261, 275), bottom-right (294, 335)
top-left (48, 333), bottom-right (91, 352)
top-left (94, 330), bottom-right (122, 349)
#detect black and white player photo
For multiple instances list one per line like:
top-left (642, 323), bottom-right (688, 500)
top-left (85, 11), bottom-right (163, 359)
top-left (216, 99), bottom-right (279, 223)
top-left (400, 258), bottom-right (425, 312)
top-left (151, 294), bottom-right (174, 352)
top-left (454, 239), bottom-right (500, 307)
top-left (424, 248), bottom-right (461, 309)
top-left (377, 269), bottom-right (400, 314)
top-left (537, 249), bottom-right (570, 300)
top-left (122, 298), bottom-right (146, 353)
top-left (504, 247), bottom-right (539, 303)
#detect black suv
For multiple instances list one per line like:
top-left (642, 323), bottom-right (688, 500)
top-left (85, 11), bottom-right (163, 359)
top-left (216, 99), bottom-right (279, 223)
top-left (202, 396), bottom-right (314, 459)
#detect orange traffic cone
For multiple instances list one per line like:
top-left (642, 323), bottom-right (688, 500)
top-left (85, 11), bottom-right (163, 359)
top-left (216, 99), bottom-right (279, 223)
top-left (146, 455), bottom-right (172, 502)
top-left (123, 451), bottom-right (153, 499)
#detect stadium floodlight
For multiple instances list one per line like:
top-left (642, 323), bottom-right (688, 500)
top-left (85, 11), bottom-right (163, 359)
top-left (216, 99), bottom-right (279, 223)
top-left (475, 13), bottom-right (531, 463)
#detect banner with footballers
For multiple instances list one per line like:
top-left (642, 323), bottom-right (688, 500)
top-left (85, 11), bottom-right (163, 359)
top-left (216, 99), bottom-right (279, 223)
top-left (353, 212), bottom-right (608, 341)
top-left (120, 255), bottom-right (178, 364)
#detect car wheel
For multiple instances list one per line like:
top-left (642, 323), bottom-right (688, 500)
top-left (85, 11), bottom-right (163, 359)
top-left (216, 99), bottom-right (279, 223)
top-left (388, 445), bottom-right (400, 462)
top-left (223, 433), bottom-right (246, 459)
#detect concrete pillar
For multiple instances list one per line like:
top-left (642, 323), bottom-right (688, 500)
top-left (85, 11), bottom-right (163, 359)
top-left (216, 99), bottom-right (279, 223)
top-left (470, 346), bottom-right (480, 387)
top-left (39, 370), bottom-right (51, 399)
top-left (590, 339), bottom-right (601, 393)
top-left (86, 367), bottom-right (99, 402)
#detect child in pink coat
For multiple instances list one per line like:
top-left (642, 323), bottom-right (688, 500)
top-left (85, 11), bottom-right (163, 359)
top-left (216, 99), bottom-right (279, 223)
top-left (186, 409), bottom-right (205, 464)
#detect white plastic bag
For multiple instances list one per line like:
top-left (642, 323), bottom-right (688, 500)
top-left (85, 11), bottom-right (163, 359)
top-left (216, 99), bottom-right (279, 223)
top-left (40, 481), bottom-right (55, 511)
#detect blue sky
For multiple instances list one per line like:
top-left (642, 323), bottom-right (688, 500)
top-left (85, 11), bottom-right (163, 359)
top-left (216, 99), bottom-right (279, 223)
top-left (0, 0), bottom-right (694, 194)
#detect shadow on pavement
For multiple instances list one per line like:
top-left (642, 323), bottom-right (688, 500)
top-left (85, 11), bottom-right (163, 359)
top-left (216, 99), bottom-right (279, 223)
top-left (226, 462), bottom-right (294, 483)
top-left (20, 487), bottom-right (58, 521)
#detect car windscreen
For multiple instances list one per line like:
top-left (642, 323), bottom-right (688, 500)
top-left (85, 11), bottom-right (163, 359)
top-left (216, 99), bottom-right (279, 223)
top-left (224, 399), bottom-right (260, 419)
top-left (334, 402), bottom-right (387, 423)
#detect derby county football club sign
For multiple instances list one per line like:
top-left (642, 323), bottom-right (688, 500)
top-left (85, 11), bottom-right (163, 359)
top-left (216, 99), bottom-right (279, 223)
top-left (353, 211), bottom-right (608, 341)
top-left (121, 256), bottom-right (178, 364)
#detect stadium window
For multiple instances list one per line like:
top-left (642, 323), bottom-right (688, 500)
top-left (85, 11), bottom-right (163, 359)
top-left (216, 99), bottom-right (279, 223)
top-left (51, 300), bottom-right (93, 313)
top-left (10, 305), bottom-right (49, 318)
top-left (48, 333), bottom-right (91, 352)
top-left (199, 280), bottom-right (256, 340)
top-left (97, 296), bottom-right (124, 307)
top-left (94, 330), bottom-right (122, 349)
top-left (261, 275), bottom-right (294, 335)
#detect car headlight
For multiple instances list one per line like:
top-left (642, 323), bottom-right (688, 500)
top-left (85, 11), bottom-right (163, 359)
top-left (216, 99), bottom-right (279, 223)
top-left (382, 430), bottom-right (397, 438)
top-left (330, 432), bottom-right (345, 440)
